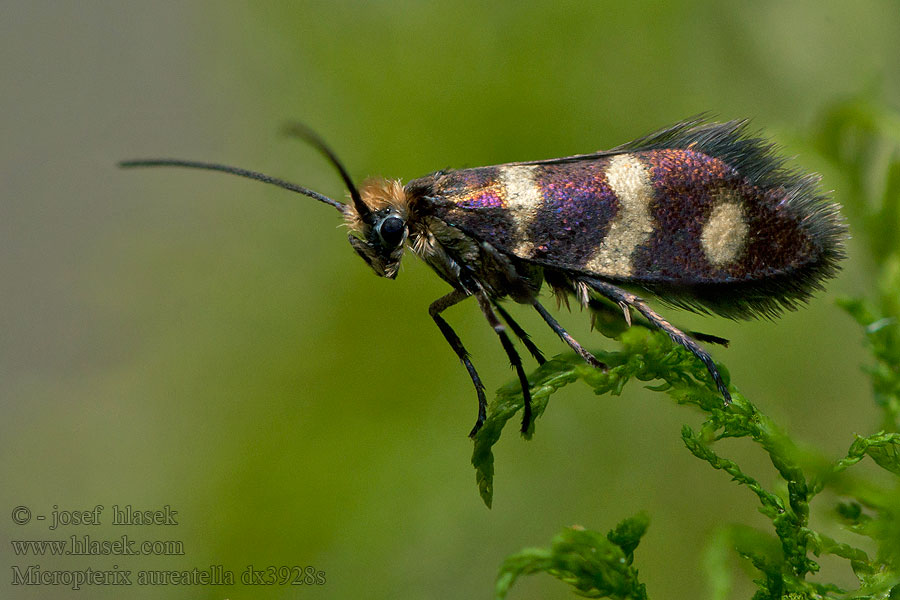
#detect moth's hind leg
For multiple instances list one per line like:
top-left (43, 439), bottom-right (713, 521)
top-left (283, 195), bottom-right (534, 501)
top-left (586, 297), bottom-right (730, 347)
top-left (493, 302), bottom-right (546, 365)
top-left (533, 301), bottom-right (608, 371)
top-left (429, 290), bottom-right (488, 437)
top-left (583, 277), bottom-right (732, 404)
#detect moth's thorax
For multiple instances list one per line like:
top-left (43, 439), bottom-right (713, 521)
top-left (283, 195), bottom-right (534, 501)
top-left (407, 212), bottom-right (543, 302)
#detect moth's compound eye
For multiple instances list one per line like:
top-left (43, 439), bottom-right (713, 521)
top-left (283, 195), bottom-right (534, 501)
top-left (378, 216), bottom-right (405, 247)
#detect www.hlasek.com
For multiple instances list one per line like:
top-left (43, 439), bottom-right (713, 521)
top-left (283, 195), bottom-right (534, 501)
top-left (11, 535), bottom-right (184, 556)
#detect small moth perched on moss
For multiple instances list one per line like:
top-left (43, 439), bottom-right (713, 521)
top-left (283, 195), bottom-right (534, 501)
top-left (121, 119), bottom-right (846, 436)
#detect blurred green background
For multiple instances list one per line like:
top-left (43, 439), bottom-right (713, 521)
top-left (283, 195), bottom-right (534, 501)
top-left (2, 1), bottom-right (898, 598)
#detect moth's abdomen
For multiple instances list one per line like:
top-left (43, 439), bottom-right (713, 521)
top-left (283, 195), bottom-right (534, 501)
top-left (425, 142), bottom-right (844, 318)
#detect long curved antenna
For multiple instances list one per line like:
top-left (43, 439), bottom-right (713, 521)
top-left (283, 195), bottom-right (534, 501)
top-left (282, 122), bottom-right (372, 223)
top-left (118, 159), bottom-right (345, 213)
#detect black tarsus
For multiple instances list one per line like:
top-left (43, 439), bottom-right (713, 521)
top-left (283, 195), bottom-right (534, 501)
top-left (494, 303), bottom-right (547, 365)
top-left (117, 159), bottom-right (345, 212)
top-left (282, 122), bottom-right (372, 224)
top-left (583, 277), bottom-right (732, 403)
top-left (429, 290), bottom-right (488, 437)
top-left (688, 330), bottom-right (730, 347)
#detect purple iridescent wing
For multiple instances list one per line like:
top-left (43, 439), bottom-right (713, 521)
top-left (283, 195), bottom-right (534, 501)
top-left (416, 120), bottom-right (844, 318)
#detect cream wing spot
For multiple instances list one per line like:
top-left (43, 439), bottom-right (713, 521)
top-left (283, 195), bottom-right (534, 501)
top-left (585, 154), bottom-right (655, 277)
top-left (499, 166), bottom-right (543, 258)
top-left (702, 195), bottom-right (748, 267)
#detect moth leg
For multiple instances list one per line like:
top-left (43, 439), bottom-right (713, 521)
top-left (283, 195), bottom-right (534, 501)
top-left (429, 289), bottom-right (487, 437)
top-left (533, 301), bottom-right (608, 370)
top-left (584, 278), bottom-right (732, 404)
top-left (474, 293), bottom-right (534, 434)
top-left (586, 297), bottom-right (729, 347)
top-left (493, 302), bottom-right (547, 365)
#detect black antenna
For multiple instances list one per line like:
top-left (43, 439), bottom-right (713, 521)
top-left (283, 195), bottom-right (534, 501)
top-left (117, 159), bottom-right (345, 212)
top-left (282, 122), bottom-right (373, 223)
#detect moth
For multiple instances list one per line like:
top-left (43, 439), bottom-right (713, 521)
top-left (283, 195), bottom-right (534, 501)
top-left (120, 119), bottom-right (846, 437)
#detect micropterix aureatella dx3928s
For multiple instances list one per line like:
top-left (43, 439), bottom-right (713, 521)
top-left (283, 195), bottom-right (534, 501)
top-left (120, 118), bottom-right (846, 437)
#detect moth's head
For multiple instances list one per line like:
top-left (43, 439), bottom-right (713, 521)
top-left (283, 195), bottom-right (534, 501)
top-left (344, 178), bottom-right (410, 279)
